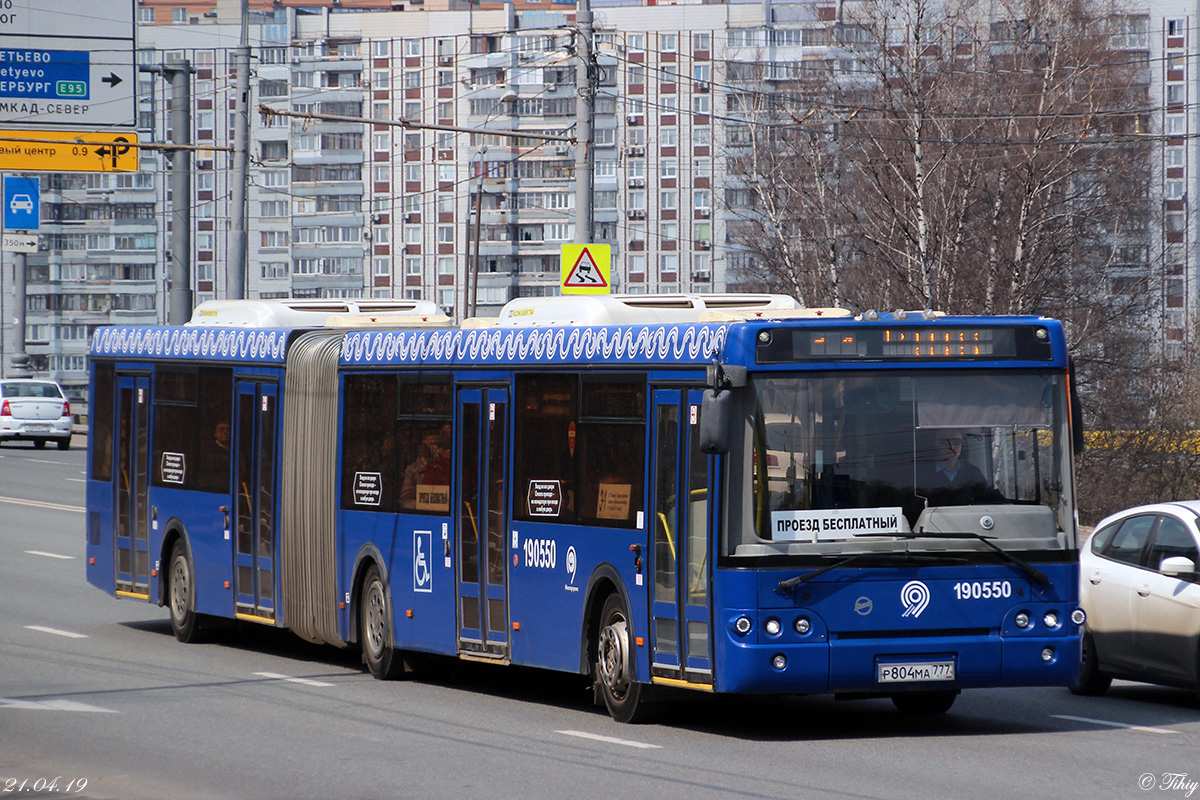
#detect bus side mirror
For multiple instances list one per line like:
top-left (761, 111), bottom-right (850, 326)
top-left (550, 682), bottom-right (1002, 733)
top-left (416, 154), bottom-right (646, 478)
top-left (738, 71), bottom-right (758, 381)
top-left (700, 388), bottom-right (733, 455)
top-left (1069, 356), bottom-right (1085, 453)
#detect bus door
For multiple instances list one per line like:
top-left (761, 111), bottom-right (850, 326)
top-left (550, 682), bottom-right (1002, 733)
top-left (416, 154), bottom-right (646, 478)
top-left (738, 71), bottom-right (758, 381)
top-left (455, 387), bottom-right (510, 658)
top-left (233, 380), bottom-right (279, 622)
top-left (649, 389), bottom-right (713, 686)
top-left (114, 374), bottom-right (151, 599)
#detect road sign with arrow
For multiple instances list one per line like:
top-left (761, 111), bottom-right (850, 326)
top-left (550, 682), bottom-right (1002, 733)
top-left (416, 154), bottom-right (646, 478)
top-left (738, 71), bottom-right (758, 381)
top-left (0, 129), bottom-right (139, 172)
top-left (0, 1), bottom-right (136, 129)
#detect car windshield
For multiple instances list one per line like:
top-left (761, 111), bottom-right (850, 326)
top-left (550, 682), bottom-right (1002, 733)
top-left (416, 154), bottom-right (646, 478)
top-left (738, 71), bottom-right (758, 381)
top-left (723, 370), bottom-right (1075, 558)
top-left (1, 381), bottom-right (63, 399)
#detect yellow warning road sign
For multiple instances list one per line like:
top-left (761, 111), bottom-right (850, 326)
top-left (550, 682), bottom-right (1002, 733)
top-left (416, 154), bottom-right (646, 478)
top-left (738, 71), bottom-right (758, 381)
top-left (561, 244), bottom-right (612, 295)
top-left (0, 130), bottom-right (140, 172)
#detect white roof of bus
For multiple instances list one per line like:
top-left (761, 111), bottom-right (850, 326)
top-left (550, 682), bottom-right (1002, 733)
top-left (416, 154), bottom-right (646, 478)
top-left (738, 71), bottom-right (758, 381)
top-left (186, 298), bottom-right (450, 327)
top-left (492, 293), bottom-right (803, 326)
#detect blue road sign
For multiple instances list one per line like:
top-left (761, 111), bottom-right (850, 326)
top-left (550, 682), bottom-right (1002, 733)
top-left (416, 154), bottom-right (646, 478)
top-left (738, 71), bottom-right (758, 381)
top-left (4, 176), bottom-right (40, 231)
top-left (0, 49), bottom-right (90, 101)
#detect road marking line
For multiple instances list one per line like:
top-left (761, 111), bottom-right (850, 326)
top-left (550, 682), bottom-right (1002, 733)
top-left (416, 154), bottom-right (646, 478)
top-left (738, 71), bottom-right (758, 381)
top-left (253, 671), bottom-right (334, 687)
top-left (26, 550), bottom-right (74, 560)
top-left (67, 477), bottom-right (86, 483)
top-left (1051, 715), bottom-right (1177, 735)
top-left (0, 697), bottom-right (116, 713)
top-left (24, 625), bottom-right (88, 639)
top-left (556, 730), bottom-right (662, 749)
top-left (0, 495), bottom-right (84, 513)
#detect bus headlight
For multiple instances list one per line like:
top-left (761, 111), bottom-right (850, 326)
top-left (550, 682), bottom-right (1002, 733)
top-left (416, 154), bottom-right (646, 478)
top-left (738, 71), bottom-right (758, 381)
top-left (1015, 611), bottom-right (1031, 629)
top-left (771, 654), bottom-right (787, 670)
top-left (1041, 647), bottom-right (1055, 663)
top-left (1042, 611), bottom-right (1059, 629)
top-left (734, 616), bottom-right (752, 636)
top-left (794, 616), bottom-right (811, 635)
top-left (1070, 608), bottom-right (1086, 626)
top-left (764, 618), bottom-right (781, 636)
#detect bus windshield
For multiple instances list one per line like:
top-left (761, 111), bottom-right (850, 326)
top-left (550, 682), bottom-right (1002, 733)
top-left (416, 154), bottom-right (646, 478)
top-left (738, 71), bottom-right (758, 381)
top-left (724, 371), bottom-right (1075, 559)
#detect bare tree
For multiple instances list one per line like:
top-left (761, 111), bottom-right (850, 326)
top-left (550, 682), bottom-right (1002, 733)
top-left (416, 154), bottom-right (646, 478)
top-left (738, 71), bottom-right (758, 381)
top-left (724, 0), bottom-right (1158, 329)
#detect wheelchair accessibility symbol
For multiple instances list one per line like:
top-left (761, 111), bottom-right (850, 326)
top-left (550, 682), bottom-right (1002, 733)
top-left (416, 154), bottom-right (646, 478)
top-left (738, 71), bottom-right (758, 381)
top-left (413, 530), bottom-right (433, 593)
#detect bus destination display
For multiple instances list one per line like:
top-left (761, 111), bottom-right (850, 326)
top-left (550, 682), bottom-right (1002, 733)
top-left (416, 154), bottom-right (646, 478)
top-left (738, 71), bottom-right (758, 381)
top-left (757, 325), bottom-right (1054, 362)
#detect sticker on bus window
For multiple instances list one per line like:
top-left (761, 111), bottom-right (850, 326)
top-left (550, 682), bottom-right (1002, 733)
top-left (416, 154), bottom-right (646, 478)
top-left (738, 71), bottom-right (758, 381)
top-left (771, 507), bottom-right (909, 542)
top-left (160, 452), bottom-right (185, 484)
top-left (353, 472), bottom-right (382, 506)
top-left (415, 484), bottom-right (449, 513)
top-left (528, 480), bottom-right (563, 516)
top-left (596, 482), bottom-right (632, 520)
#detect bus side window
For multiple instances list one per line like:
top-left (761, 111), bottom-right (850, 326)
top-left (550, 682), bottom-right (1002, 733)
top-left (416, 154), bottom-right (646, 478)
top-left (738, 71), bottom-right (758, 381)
top-left (90, 363), bottom-right (115, 483)
top-left (513, 374), bottom-right (579, 523)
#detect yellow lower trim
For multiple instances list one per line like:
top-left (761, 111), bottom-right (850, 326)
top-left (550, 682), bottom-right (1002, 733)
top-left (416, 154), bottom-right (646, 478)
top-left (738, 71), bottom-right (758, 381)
top-left (115, 590), bottom-right (150, 600)
top-left (235, 612), bottom-right (276, 625)
top-left (651, 675), bottom-right (714, 692)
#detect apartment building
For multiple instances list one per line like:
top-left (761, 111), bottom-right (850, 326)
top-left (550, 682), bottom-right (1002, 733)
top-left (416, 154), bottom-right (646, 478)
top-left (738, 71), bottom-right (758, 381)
top-left (7, 0), bottom-right (1195, 402)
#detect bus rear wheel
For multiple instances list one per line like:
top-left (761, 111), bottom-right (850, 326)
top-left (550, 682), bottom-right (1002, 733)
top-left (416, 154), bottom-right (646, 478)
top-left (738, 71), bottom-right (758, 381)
top-left (168, 541), bottom-right (204, 643)
top-left (361, 565), bottom-right (403, 680)
top-left (595, 594), bottom-right (653, 723)
top-left (891, 690), bottom-right (958, 715)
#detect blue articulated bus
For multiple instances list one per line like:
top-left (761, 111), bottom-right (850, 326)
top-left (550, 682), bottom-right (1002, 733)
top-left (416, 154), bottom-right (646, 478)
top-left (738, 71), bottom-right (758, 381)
top-left (85, 294), bottom-right (1086, 722)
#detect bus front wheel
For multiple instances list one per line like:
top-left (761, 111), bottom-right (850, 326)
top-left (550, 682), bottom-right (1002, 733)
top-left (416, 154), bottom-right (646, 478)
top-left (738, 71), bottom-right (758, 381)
top-left (595, 594), bottom-right (653, 723)
top-left (168, 541), bottom-right (204, 643)
top-left (361, 565), bottom-right (403, 680)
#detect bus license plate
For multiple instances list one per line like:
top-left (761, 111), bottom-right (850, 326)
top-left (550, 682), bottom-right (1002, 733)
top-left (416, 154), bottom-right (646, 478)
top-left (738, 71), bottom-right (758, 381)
top-left (877, 661), bottom-right (955, 683)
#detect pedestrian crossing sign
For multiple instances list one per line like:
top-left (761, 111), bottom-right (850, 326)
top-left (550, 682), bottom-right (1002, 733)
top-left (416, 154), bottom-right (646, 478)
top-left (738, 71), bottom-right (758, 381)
top-left (560, 244), bottom-right (612, 295)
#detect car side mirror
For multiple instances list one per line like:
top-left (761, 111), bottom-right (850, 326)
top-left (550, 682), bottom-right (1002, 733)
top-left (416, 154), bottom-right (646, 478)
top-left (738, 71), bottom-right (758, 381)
top-left (1159, 555), bottom-right (1197, 579)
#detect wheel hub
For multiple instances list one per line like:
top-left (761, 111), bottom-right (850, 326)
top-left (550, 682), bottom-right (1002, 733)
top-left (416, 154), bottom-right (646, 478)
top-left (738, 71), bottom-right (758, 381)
top-left (598, 619), bottom-right (629, 693)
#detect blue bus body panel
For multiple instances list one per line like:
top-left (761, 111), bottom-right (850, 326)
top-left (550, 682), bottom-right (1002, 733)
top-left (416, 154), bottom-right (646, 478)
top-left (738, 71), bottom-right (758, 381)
top-left (151, 486), bottom-right (237, 618)
top-left (340, 510), bottom-right (459, 656)
top-left (506, 520), bottom-right (647, 674)
top-left (713, 562), bottom-right (1080, 695)
top-left (85, 481), bottom-right (115, 593)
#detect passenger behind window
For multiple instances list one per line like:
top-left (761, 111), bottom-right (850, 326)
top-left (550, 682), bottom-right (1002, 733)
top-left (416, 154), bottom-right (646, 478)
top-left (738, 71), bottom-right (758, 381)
top-left (400, 425), bottom-right (451, 513)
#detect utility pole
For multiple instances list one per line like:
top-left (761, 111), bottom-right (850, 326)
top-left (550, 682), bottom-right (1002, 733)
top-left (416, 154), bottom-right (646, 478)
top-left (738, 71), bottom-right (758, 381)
top-left (227, 0), bottom-right (251, 300)
top-left (143, 61), bottom-right (196, 324)
top-left (574, 0), bottom-right (595, 245)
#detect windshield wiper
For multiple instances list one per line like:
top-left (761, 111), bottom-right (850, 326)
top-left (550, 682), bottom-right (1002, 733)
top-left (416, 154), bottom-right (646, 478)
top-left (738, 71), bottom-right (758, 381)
top-left (775, 551), bottom-right (967, 594)
top-left (858, 531), bottom-right (1051, 587)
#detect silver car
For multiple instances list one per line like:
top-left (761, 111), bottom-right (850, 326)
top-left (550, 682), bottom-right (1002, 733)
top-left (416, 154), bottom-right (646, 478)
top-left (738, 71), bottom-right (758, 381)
top-left (0, 379), bottom-right (73, 450)
top-left (1074, 501), bottom-right (1200, 697)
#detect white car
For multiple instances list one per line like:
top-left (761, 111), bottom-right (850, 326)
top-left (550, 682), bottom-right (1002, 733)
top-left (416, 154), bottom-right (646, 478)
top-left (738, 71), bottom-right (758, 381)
top-left (1074, 501), bottom-right (1200, 697)
top-left (0, 379), bottom-right (73, 450)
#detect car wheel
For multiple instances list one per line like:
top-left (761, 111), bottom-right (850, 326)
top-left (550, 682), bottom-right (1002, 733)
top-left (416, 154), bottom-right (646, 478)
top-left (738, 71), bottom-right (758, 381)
top-left (892, 690), bottom-right (958, 714)
top-left (1070, 632), bottom-right (1112, 696)
top-left (57, 436), bottom-right (71, 451)
top-left (33, 439), bottom-right (46, 449)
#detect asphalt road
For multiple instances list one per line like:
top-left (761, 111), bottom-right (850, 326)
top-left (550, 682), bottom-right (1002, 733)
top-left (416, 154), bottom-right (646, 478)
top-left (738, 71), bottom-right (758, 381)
top-left (1, 439), bottom-right (1197, 800)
